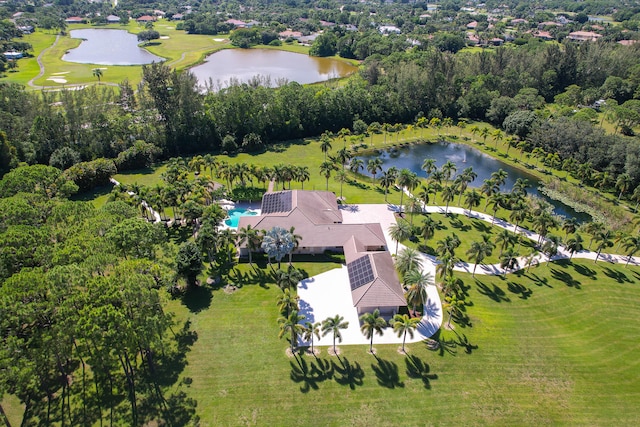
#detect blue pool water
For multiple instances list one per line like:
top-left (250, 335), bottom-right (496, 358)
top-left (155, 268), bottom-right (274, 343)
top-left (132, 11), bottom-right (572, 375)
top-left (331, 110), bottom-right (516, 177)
top-left (224, 208), bottom-right (258, 228)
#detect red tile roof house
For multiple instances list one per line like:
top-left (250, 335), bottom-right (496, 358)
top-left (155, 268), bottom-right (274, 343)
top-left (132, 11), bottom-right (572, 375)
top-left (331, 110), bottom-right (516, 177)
top-left (65, 16), bottom-right (85, 24)
top-left (225, 19), bottom-right (247, 28)
top-left (136, 15), bottom-right (156, 23)
top-left (567, 31), bottom-right (602, 42)
top-left (237, 190), bottom-right (407, 316)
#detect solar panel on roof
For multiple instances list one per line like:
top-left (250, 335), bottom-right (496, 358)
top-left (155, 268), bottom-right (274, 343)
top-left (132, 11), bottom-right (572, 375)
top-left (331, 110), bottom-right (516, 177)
top-left (261, 191), bottom-right (292, 214)
top-left (348, 255), bottom-right (375, 291)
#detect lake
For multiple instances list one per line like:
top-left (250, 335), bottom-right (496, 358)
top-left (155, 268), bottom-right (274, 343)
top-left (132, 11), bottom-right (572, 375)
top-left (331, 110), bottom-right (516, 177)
top-left (63, 29), bottom-right (165, 65)
top-left (190, 49), bottom-right (357, 89)
top-left (357, 141), bottom-right (591, 222)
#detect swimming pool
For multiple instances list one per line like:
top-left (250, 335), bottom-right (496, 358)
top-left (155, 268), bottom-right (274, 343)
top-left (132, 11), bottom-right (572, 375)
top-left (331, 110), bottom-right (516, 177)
top-left (224, 208), bottom-right (258, 228)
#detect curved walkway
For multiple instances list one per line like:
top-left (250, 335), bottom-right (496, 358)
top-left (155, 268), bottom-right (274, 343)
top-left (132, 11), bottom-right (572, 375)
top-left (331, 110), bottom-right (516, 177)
top-left (411, 204), bottom-right (640, 274)
top-left (28, 34), bottom-right (59, 88)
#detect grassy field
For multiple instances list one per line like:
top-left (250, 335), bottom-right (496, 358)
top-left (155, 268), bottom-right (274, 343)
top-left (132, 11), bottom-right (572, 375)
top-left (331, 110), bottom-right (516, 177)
top-left (156, 258), bottom-right (640, 426)
top-left (401, 212), bottom-right (536, 264)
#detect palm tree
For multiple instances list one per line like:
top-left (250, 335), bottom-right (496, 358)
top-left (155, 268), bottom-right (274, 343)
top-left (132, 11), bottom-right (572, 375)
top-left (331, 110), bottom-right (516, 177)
top-left (491, 169), bottom-right (509, 190)
top-left (395, 247), bottom-right (423, 278)
top-left (509, 202), bottom-right (529, 233)
top-left (463, 189), bottom-right (481, 216)
top-left (366, 158), bottom-right (383, 182)
top-left (495, 228), bottom-right (517, 256)
top-left (436, 233), bottom-right (461, 259)
top-left (479, 127), bottom-right (490, 145)
top-left (623, 235), bottom-right (640, 266)
top-left (583, 221), bottom-right (605, 249)
top-left (561, 218), bottom-right (579, 239)
top-left (593, 230), bottom-right (613, 263)
top-left (389, 220), bottom-right (412, 254)
top-left (273, 266), bottom-right (304, 292)
top-left (616, 173), bottom-right (633, 201)
top-left (404, 269), bottom-right (433, 314)
top-left (359, 309), bottom-right (387, 353)
top-left (511, 178), bottom-right (529, 197)
top-left (277, 288), bottom-right (299, 316)
top-left (396, 168), bottom-right (417, 214)
top-left (421, 216), bottom-right (438, 241)
top-left (278, 310), bottom-right (306, 353)
top-left (297, 166), bottom-right (310, 189)
top-left (319, 132), bottom-right (332, 161)
top-left (417, 183), bottom-right (436, 208)
top-left (436, 253), bottom-right (459, 280)
top-left (421, 158), bottom-right (437, 178)
top-left (391, 314), bottom-right (420, 353)
top-left (288, 226), bottom-right (302, 266)
top-left (322, 315), bottom-right (349, 355)
top-left (500, 248), bottom-right (520, 273)
top-left (491, 129), bottom-right (504, 150)
top-left (481, 178), bottom-right (499, 211)
top-left (334, 169), bottom-right (348, 201)
top-left (349, 158), bottom-right (364, 175)
top-left (441, 160), bottom-right (457, 183)
top-left (466, 236), bottom-right (494, 276)
top-left (541, 235), bottom-right (560, 265)
top-left (92, 68), bottom-right (103, 84)
top-left (303, 321), bottom-right (322, 356)
top-left (565, 233), bottom-right (584, 260)
top-left (379, 168), bottom-right (397, 202)
top-left (237, 224), bottom-right (260, 266)
top-left (261, 226), bottom-right (294, 269)
top-left (532, 212), bottom-right (558, 245)
top-left (319, 161), bottom-right (335, 191)
top-left (441, 185), bottom-right (456, 214)
top-left (440, 291), bottom-right (464, 328)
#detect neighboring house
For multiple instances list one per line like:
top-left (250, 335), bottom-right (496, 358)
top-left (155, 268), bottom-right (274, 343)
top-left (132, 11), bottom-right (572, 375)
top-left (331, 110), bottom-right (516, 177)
top-left (538, 21), bottom-right (562, 29)
top-left (171, 14), bottom-right (184, 20)
top-left (567, 31), bottom-right (602, 42)
top-left (466, 33), bottom-right (480, 45)
top-left (534, 30), bottom-right (554, 41)
top-left (136, 15), bottom-right (156, 23)
top-left (225, 19), bottom-right (247, 28)
top-left (489, 37), bottom-right (504, 46)
top-left (3, 51), bottom-right (23, 60)
top-left (298, 34), bottom-right (319, 45)
top-left (106, 15), bottom-right (120, 24)
top-left (65, 16), bottom-right (85, 24)
top-left (153, 10), bottom-right (166, 17)
top-left (279, 30), bottom-right (303, 40)
top-left (466, 21), bottom-right (478, 30)
top-left (237, 190), bottom-right (406, 316)
top-left (618, 40), bottom-right (639, 46)
top-left (378, 25), bottom-right (401, 34)
top-left (510, 18), bottom-right (528, 26)
top-left (18, 25), bottom-right (34, 34)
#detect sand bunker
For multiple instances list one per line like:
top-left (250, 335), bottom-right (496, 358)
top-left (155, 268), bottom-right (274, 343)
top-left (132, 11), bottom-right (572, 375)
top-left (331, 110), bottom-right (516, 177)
top-left (47, 78), bottom-right (68, 83)
top-left (160, 36), bottom-right (170, 39)
top-left (213, 38), bottom-right (225, 42)
top-left (52, 71), bottom-right (70, 75)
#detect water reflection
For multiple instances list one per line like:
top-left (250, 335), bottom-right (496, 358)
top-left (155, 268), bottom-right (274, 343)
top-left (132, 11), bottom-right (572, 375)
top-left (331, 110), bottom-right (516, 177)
top-left (63, 29), bottom-right (165, 65)
top-left (190, 48), bottom-right (357, 90)
top-left (357, 141), bottom-right (590, 222)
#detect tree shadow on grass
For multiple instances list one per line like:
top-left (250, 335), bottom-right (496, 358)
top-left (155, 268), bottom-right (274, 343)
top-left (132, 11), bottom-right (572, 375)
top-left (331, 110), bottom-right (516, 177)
top-left (166, 224), bottom-right (193, 245)
top-left (290, 356), bottom-right (332, 393)
top-left (550, 268), bottom-right (581, 289)
top-left (404, 355), bottom-right (438, 389)
top-left (507, 281), bottom-right (533, 299)
top-left (449, 215), bottom-right (471, 232)
top-left (602, 266), bottom-right (633, 284)
top-left (527, 272), bottom-right (552, 288)
top-left (181, 285), bottom-right (212, 313)
top-left (472, 219), bottom-right (491, 233)
top-left (573, 263), bottom-right (597, 279)
top-left (475, 280), bottom-right (511, 302)
top-left (332, 357), bottom-right (365, 390)
top-left (371, 356), bottom-right (404, 389)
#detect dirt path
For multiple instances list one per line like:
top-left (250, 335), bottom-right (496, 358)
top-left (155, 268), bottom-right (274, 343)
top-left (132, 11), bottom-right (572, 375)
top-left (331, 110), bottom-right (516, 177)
top-left (28, 34), bottom-right (60, 88)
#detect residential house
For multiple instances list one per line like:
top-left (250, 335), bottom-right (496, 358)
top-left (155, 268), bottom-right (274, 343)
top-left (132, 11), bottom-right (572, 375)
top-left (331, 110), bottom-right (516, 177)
top-left (106, 15), bottom-right (120, 24)
top-left (378, 25), bottom-right (401, 34)
top-left (237, 190), bottom-right (406, 316)
top-left (3, 51), bottom-right (23, 60)
top-left (171, 14), bottom-right (184, 21)
top-left (567, 31), bottom-right (602, 42)
top-left (136, 15), bottom-right (156, 23)
top-left (225, 19), bottom-right (247, 28)
top-left (279, 30), bottom-right (303, 40)
top-left (65, 16), bottom-right (85, 24)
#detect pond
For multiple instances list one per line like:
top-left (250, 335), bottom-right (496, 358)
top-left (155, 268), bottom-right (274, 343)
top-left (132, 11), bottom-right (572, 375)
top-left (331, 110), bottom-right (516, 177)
top-left (190, 48), bottom-right (357, 90)
top-left (62, 29), bottom-right (165, 65)
top-left (357, 141), bottom-right (591, 222)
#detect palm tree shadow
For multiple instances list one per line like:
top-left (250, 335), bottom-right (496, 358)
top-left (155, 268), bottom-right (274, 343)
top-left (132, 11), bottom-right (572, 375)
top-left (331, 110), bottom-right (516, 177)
top-left (289, 356), bottom-right (330, 393)
top-left (425, 330), bottom-right (457, 357)
top-left (405, 355), bottom-right (438, 389)
top-left (371, 356), bottom-right (404, 389)
top-left (506, 281), bottom-right (533, 299)
top-left (550, 268), bottom-right (581, 289)
top-left (452, 330), bottom-right (478, 354)
top-left (332, 356), bottom-right (365, 390)
top-left (573, 263), bottom-right (597, 278)
top-left (475, 280), bottom-right (511, 302)
top-left (602, 267), bottom-right (633, 284)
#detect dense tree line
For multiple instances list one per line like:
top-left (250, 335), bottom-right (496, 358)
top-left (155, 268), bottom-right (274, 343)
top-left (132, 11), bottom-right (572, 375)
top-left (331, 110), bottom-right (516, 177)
top-left (0, 164), bottom-right (200, 426)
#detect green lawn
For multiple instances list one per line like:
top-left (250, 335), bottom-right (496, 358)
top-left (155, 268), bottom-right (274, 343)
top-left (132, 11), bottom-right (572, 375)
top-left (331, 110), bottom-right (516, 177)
top-left (160, 258), bottom-right (640, 426)
top-left (401, 212), bottom-right (536, 264)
